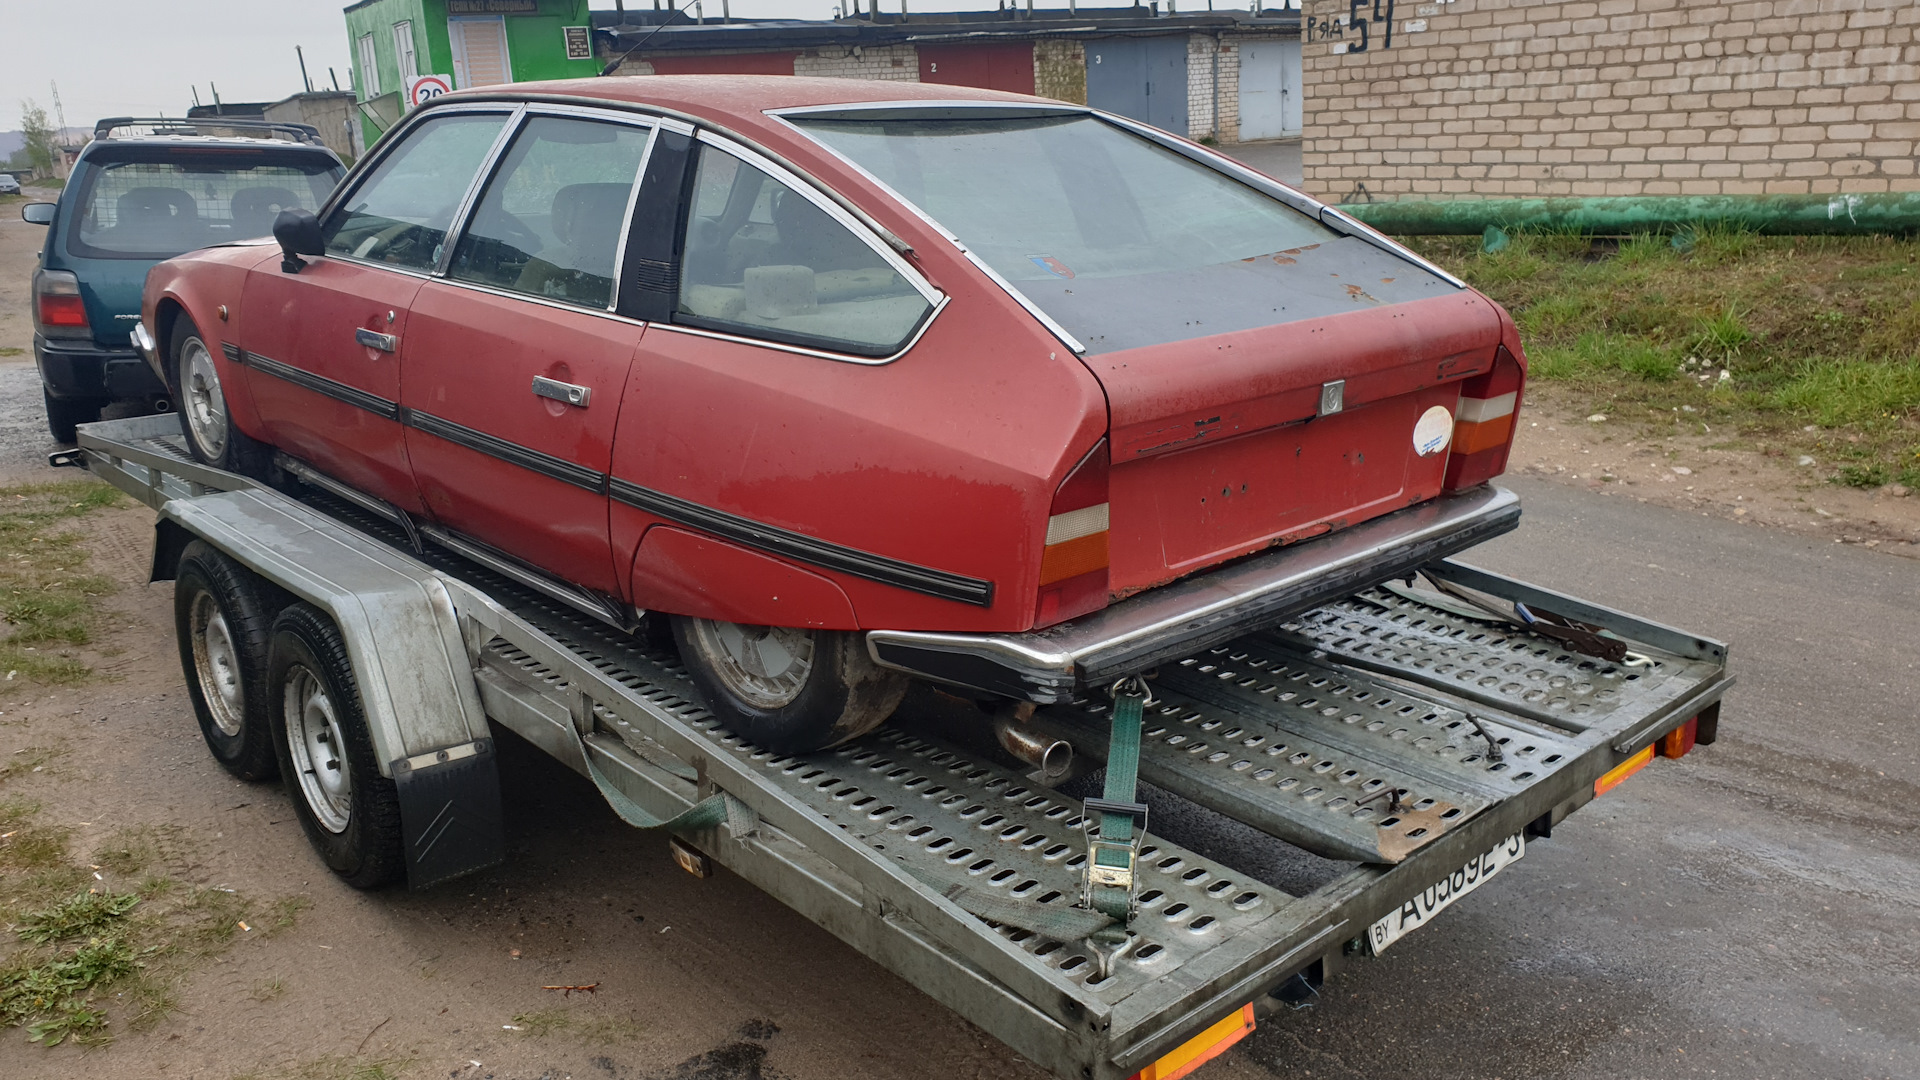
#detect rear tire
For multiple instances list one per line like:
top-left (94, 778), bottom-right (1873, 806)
top-left (43, 389), bottom-right (101, 445)
top-left (267, 603), bottom-right (405, 889)
top-left (174, 541), bottom-right (281, 781)
top-left (671, 617), bottom-right (907, 755)
top-left (172, 316), bottom-right (270, 477)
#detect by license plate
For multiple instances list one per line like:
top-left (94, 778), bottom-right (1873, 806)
top-left (1367, 833), bottom-right (1525, 954)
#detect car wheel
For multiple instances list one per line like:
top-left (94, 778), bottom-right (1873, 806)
top-left (175, 541), bottom-right (282, 781)
top-left (172, 316), bottom-right (269, 477)
top-left (42, 389), bottom-right (101, 445)
top-left (671, 617), bottom-right (908, 755)
top-left (267, 603), bottom-right (405, 888)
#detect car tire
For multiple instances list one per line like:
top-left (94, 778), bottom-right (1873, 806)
top-left (671, 617), bottom-right (908, 755)
top-left (43, 389), bottom-right (101, 445)
top-left (171, 315), bottom-right (270, 477)
top-left (267, 602), bottom-right (405, 889)
top-left (175, 541), bottom-right (282, 782)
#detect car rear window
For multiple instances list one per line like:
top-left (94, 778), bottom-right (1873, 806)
top-left (791, 113), bottom-right (1457, 353)
top-left (66, 147), bottom-right (341, 259)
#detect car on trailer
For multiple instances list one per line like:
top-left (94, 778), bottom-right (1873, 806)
top-left (21, 117), bottom-right (343, 442)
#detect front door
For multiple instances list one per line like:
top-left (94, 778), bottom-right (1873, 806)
top-left (240, 109), bottom-right (512, 510)
top-left (402, 114), bottom-right (654, 598)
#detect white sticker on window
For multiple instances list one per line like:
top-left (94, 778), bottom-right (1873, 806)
top-left (1413, 405), bottom-right (1455, 457)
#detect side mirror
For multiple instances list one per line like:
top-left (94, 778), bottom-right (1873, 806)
top-left (21, 203), bottom-right (56, 225)
top-left (272, 208), bottom-right (325, 273)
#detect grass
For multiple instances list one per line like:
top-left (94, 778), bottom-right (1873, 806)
top-left (511, 1004), bottom-right (645, 1044)
top-left (0, 801), bottom-right (312, 1047)
top-left (1408, 230), bottom-right (1920, 488)
top-left (0, 480), bottom-right (126, 687)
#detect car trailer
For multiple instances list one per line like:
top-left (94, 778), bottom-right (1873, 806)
top-left (70, 414), bottom-right (1731, 1080)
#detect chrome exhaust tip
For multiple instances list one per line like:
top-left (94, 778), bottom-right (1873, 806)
top-left (994, 715), bottom-right (1072, 780)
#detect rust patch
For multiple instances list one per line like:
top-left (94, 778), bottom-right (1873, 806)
top-left (1271, 255), bottom-right (1298, 265)
top-left (1375, 800), bottom-right (1467, 863)
top-left (1344, 283), bottom-right (1384, 304)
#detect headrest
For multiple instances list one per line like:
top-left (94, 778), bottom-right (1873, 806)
top-left (550, 183), bottom-right (632, 248)
top-left (117, 187), bottom-right (197, 222)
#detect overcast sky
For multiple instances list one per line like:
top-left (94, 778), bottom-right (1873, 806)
top-left (1, 0), bottom-right (1046, 132)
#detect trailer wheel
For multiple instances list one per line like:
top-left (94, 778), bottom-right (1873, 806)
top-left (172, 315), bottom-right (269, 478)
top-left (671, 617), bottom-right (907, 755)
top-left (267, 603), bottom-right (405, 888)
top-left (174, 541), bottom-right (280, 781)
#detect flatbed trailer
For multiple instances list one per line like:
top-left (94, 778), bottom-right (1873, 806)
top-left (71, 414), bottom-right (1731, 1080)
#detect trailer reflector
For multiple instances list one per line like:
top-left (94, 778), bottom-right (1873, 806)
top-left (1131, 1003), bottom-right (1255, 1080)
top-left (1657, 716), bottom-right (1699, 759)
top-left (669, 837), bottom-right (713, 878)
top-left (1593, 745), bottom-right (1655, 797)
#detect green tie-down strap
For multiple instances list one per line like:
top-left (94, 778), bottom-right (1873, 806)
top-left (1085, 678), bottom-right (1153, 927)
top-left (571, 720), bottom-right (752, 834)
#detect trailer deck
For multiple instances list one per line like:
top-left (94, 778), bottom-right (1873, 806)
top-left (73, 414), bottom-right (1731, 1080)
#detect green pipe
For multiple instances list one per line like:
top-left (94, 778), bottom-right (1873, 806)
top-left (1336, 192), bottom-right (1920, 237)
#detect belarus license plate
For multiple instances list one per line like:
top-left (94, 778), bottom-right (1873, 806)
top-left (1367, 833), bottom-right (1526, 954)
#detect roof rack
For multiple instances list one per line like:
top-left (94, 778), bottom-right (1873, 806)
top-left (91, 116), bottom-right (326, 145)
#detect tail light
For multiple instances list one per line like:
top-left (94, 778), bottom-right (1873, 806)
top-left (1444, 345), bottom-right (1524, 491)
top-left (1035, 438), bottom-right (1110, 627)
top-left (31, 269), bottom-right (91, 341)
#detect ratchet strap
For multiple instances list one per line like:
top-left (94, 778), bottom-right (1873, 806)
top-left (1084, 677), bottom-right (1152, 929)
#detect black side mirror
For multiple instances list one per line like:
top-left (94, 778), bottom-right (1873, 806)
top-left (21, 202), bottom-right (56, 225)
top-left (273, 208), bottom-right (325, 273)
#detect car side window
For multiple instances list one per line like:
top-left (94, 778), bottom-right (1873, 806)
top-left (322, 112), bottom-right (508, 272)
top-left (675, 146), bottom-right (931, 357)
top-left (447, 117), bottom-right (651, 309)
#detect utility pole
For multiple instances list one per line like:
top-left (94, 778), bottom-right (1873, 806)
top-left (330, 67), bottom-right (341, 91)
top-left (297, 46), bottom-right (314, 93)
top-left (49, 81), bottom-right (69, 142)
top-left (192, 86), bottom-right (203, 108)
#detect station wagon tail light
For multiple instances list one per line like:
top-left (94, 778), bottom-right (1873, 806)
top-left (1035, 438), bottom-right (1110, 627)
top-left (1443, 345), bottom-right (1525, 492)
top-left (31, 269), bottom-right (91, 340)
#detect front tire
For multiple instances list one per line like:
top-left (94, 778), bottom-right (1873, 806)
top-left (172, 316), bottom-right (269, 477)
top-left (671, 618), bottom-right (907, 755)
top-left (267, 603), bottom-right (405, 888)
top-left (175, 541), bottom-right (281, 781)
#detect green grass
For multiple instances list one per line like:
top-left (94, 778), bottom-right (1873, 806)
top-left (1410, 230), bottom-right (1920, 488)
top-left (0, 480), bottom-right (126, 687)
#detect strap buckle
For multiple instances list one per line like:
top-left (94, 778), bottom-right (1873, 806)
top-left (1081, 798), bottom-right (1150, 904)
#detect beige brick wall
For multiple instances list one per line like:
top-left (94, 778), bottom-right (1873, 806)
top-left (794, 43), bottom-right (919, 80)
top-left (1300, 0), bottom-right (1920, 202)
top-left (1036, 38), bottom-right (1089, 104)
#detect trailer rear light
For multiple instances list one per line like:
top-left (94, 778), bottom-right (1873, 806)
top-left (1593, 745), bottom-right (1654, 797)
top-left (1443, 345), bottom-right (1525, 492)
top-left (1657, 715), bottom-right (1699, 759)
top-left (31, 269), bottom-right (91, 340)
top-left (1035, 438), bottom-right (1110, 627)
top-left (1131, 1003), bottom-right (1255, 1080)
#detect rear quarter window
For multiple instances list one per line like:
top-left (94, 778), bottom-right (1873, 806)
top-left (65, 148), bottom-right (342, 259)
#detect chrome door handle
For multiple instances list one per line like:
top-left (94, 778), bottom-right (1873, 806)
top-left (532, 376), bottom-right (591, 408)
top-left (355, 328), bottom-right (398, 352)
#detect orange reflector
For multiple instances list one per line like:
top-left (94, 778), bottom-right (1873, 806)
top-left (1038, 529), bottom-right (1110, 585)
top-left (1657, 716), bottom-right (1699, 759)
top-left (1451, 413), bottom-right (1515, 456)
top-left (1593, 745), bottom-right (1655, 797)
top-left (1131, 1003), bottom-right (1255, 1080)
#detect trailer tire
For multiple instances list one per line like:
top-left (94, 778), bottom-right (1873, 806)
top-left (268, 603), bottom-right (405, 889)
top-left (671, 617), bottom-right (907, 755)
top-left (175, 541), bottom-right (281, 781)
top-left (171, 315), bottom-right (270, 478)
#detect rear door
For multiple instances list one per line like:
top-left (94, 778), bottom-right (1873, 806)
top-left (401, 112), bottom-right (654, 597)
top-left (241, 109), bottom-right (511, 508)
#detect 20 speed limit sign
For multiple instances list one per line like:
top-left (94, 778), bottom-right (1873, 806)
top-left (406, 75), bottom-right (453, 109)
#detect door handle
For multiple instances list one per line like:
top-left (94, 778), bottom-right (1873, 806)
top-left (532, 376), bottom-right (592, 408)
top-left (356, 328), bottom-right (398, 353)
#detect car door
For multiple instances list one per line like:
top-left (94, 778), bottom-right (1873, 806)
top-left (240, 108), bottom-right (512, 509)
top-left (401, 112), bottom-right (654, 598)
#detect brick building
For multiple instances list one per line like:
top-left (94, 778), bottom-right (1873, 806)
top-left (1299, 0), bottom-right (1920, 203)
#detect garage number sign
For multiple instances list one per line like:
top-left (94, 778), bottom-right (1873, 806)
top-left (406, 74), bottom-right (454, 109)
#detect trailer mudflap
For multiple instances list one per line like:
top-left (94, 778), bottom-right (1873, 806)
top-left (393, 738), bottom-right (507, 889)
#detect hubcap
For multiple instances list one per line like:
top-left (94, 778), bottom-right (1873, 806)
top-left (284, 664), bottom-right (352, 833)
top-left (189, 591), bottom-right (245, 738)
top-left (181, 337), bottom-right (228, 459)
top-left (689, 620), bottom-right (816, 710)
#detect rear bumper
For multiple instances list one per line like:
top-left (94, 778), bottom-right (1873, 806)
top-left (868, 483), bottom-right (1522, 702)
top-left (36, 332), bottom-right (168, 403)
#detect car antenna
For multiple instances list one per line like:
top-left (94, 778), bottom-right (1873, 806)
top-left (600, 0), bottom-right (701, 76)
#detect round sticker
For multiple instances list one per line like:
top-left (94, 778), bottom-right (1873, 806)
top-left (1413, 405), bottom-right (1454, 457)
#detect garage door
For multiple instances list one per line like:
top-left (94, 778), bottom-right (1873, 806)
top-left (1085, 37), bottom-right (1189, 135)
top-left (919, 43), bottom-right (1035, 95)
top-left (1237, 39), bottom-right (1302, 140)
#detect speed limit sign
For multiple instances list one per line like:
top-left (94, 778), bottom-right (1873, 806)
top-left (406, 74), bottom-right (453, 109)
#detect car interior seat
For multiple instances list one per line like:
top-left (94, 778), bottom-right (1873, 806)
top-left (230, 186), bottom-right (304, 239)
top-left (99, 187), bottom-right (201, 250)
top-left (513, 182), bottom-right (633, 303)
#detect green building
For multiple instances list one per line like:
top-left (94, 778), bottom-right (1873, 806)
top-left (344, 0), bottom-right (598, 148)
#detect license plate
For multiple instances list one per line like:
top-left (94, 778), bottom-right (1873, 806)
top-left (1367, 833), bottom-right (1525, 954)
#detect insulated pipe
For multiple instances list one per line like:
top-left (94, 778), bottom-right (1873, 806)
top-left (1335, 192), bottom-right (1920, 237)
top-left (994, 716), bottom-right (1072, 780)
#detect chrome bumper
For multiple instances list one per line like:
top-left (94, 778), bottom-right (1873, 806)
top-left (867, 484), bottom-right (1522, 702)
top-left (130, 323), bottom-right (163, 384)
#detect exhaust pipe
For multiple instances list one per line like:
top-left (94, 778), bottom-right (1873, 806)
top-left (154, 398), bottom-right (173, 412)
top-left (994, 713), bottom-right (1072, 781)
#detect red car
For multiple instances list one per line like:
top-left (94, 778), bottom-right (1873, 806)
top-left (136, 76), bottom-right (1525, 754)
